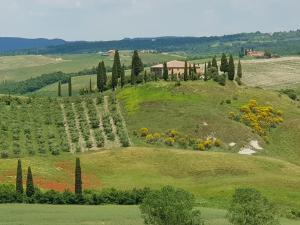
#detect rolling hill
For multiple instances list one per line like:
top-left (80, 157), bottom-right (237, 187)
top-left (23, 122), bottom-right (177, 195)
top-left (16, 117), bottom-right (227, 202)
top-left (0, 37), bottom-right (66, 53)
top-left (4, 30), bottom-right (300, 56)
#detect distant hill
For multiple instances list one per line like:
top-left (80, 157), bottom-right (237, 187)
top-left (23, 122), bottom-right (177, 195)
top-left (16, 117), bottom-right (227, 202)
top-left (0, 37), bottom-right (66, 53)
top-left (2, 30), bottom-right (300, 56)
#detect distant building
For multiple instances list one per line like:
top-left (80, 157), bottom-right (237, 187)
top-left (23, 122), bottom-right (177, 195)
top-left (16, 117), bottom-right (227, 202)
top-left (245, 49), bottom-right (265, 57)
top-left (150, 60), bottom-right (202, 76)
top-left (100, 50), bottom-right (116, 56)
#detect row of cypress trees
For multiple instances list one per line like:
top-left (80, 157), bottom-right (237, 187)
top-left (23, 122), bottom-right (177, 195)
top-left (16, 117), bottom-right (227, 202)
top-left (204, 54), bottom-right (243, 84)
top-left (96, 50), bottom-right (144, 92)
top-left (16, 158), bottom-right (82, 196)
top-left (16, 159), bottom-right (34, 197)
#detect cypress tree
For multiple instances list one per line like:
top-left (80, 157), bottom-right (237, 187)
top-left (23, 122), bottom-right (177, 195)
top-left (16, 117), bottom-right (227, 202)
top-left (58, 81), bottom-right (62, 97)
top-left (207, 61), bottom-right (212, 69)
top-left (163, 62), bottom-right (169, 81)
top-left (75, 158), bottom-right (82, 195)
top-left (113, 50), bottom-right (122, 78)
top-left (16, 159), bottom-right (23, 194)
top-left (204, 62), bottom-right (208, 81)
top-left (228, 55), bottom-right (235, 81)
top-left (183, 61), bottom-right (188, 81)
top-left (96, 61), bottom-right (102, 92)
top-left (220, 53), bottom-right (229, 73)
top-left (121, 64), bottom-right (126, 88)
top-left (102, 61), bottom-right (107, 86)
top-left (112, 62), bottom-right (118, 91)
top-left (237, 60), bottom-right (242, 79)
top-left (68, 77), bottom-right (72, 97)
top-left (26, 167), bottom-right (34, 197)
top-left (212, 56), bottom-right (218, 70)
top-left (193, 64), bottom-right (197, 74)
top-left (131, 50), bottom-right (144, 85)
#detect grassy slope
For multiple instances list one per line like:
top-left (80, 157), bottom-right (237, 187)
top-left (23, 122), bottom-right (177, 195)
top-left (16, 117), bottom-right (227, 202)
top-left (0, 53), bottom-right (183, 82)
top-left (117, 81), bottom-right (300, 165)
top-left (0, 204), bottom-right (299, 225)
top-left (0, 148), bottom-right (299, 210)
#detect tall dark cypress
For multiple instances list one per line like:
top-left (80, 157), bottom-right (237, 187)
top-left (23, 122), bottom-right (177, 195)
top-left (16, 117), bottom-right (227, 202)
top-left (212, 56), bottom-right (218, 70)
top-left (204, 62), bottom-right (208, 81)
top-left (102, 61), bottom-right (107, 86)
top-left (121, 64), bottom-right (126, 88)
top-left (112, 63), bottom-right (118, 91)
top-left (113, 50), bottom-right (122, 78)
top-left (16, 159), bottom-right (23, 194)
top-left (163, 62), bottom-right (169, 81)
top-left (220, 53), bottom-right (229, 73)
top-left (58, 81), bottom-right (62, 97)
top-left (68, 77), bottom-right (72, 97)
top-left (131, 50), bottom-right (144, 85)
top-left (207, 61), bottom-right (212, 69)
top-left (237, 60), bottom-right (242, 78)
top-left (228, 55), bottom-right (235, 81)
top-left (183, 61), bottom-right (188, 81)
top-left (75, 158), bottom-right (82, 195)
top-left (26, 167), bottom-right (34, 197)
top-left (96, 61), bottom-right (102, 92)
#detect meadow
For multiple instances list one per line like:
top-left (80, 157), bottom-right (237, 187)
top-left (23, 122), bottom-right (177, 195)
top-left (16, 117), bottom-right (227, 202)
top-left (117, 81), bottom-right (300, 165)
top-left (0, 204), bottom-right (299, 225)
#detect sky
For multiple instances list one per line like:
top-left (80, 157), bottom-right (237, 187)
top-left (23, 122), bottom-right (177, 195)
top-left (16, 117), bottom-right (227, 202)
top-left (0, 0), bottom-right (299, 41)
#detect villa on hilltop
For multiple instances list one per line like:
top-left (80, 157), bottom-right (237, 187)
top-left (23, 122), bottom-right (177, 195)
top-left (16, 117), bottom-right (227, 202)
top-left (150, 60), bottom-right (202, 76)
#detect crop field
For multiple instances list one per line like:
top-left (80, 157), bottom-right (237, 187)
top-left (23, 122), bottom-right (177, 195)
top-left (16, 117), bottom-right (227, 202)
top-left (0, 94), bottom-right (129, 157)
top-left (0, 52), bottom-right (183, 82)
top-left (241, 56), bottom-right (300, 88)
top-left (0, 204), bottom-right (299, 225)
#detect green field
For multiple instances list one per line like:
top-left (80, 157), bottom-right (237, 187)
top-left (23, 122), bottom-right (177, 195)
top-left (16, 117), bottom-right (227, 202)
top-left (0, 148), bottom-right (300, 210)
top-left (0, 52), bottom-right (183, 82)
top-left (0, 204), bottom-right (299, 225)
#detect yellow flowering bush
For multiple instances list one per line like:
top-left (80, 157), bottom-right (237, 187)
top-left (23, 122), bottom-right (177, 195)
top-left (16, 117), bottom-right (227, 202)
top-left (140, 128), bottom-right (149, 137)
top-left (146, 134), bottom-right (155, 143)
top-left (229, 100), bottom-right (284, 137)
top-left (164, 137), bottom-right (175, 146)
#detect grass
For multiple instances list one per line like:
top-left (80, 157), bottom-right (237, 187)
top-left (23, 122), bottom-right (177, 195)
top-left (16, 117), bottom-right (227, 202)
top-left (117, 81), bottom-right (300, 165)
top-left (0, 204), bottom-right (299, 225)
top-left (0, 52), bottom-right (183, 83)
top-left (0, 148), bottom-right (300, 210)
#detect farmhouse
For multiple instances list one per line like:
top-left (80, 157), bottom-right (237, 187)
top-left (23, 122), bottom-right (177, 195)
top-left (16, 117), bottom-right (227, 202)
top-left (150, 60), bottom-right (202, 76)
top-left (245, 49), bottom-right (265, 57)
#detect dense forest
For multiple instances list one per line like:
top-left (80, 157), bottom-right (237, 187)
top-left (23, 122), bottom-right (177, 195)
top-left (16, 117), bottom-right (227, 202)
top-left (5, 30), bottom-right (300, 56)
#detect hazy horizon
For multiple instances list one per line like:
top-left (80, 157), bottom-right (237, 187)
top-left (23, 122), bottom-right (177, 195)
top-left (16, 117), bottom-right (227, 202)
top-left (0, 0), bottom-right (299, 41)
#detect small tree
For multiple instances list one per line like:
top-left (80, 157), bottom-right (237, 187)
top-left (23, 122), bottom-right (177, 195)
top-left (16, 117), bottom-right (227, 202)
top-left (68, 77), bottom-right (72, 97)
top-left (163, 62), bottom-right (169, 81)
top-left (228, 55), bottom-right (235, 81)
top-left (16, 159), bottom-right (23, 194)
top-left (140, 186), bottom-right (204, 225)
top-left (26, 166), bottom-right (34, 197)
top-left (58, 81), bottom-right (62, 97)
top-left (228, 188), bottom-right (279, 225)
top-left (75, 158), bottom-right (82, 195)
top-left (184, 61), bottom-right (188, 81)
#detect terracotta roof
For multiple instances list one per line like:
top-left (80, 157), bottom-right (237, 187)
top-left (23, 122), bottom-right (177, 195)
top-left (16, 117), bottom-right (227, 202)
top-left (151, 60), bottom-right (200, 68)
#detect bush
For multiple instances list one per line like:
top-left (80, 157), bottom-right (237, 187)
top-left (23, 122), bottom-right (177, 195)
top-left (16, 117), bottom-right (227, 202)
top-left (228, 188), bottom-right (279, 225)
top-left (0, 151), bottom-right (9, 159)
top-left (140, 186), bottom-right (204, 225)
